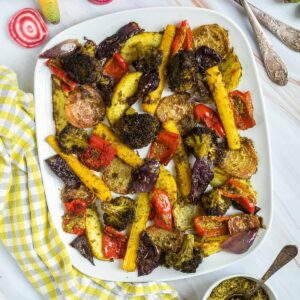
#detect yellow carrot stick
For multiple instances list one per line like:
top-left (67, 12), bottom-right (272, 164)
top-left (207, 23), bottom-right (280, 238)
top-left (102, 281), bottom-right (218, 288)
top-left (142, 24), bottom-right (176, 114)
top-left (46, 135), bottom-right (112, 201)
top-left (92, 123), bottom-right (144, 168)
top-left (206, 66), bottom-right (240, 150)
top-left (162, 120), bottom-right (191, 197)
top-left (123, 193), bottom-right (150, 272)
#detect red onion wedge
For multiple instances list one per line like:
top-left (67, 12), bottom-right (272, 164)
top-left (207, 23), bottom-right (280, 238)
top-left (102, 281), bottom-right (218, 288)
top-left (88, 0), bottom-right (113, 4)
top-left (8, 8), bottom-right (48, 48)
top-left (39, 39), bottom-right (81, 59)
top-left (222, 228), bottom-right (258, 254)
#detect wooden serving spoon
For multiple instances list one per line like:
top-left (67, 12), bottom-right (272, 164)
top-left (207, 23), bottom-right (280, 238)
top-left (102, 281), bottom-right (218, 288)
top-left (239, 0), bottom-right (288, 86)
top-left (226, 245), bottom-right (298, 300)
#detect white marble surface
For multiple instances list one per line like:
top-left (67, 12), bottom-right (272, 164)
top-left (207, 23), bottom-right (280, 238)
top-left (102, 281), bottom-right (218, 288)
top-left (0, 0), bottom-right (300, 299)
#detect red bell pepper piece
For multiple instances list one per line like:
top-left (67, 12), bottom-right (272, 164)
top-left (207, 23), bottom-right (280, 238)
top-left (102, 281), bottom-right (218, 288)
top-left (103, 52), bottom-right (128, 82)
top-left (229, 90), bottom-right (256, 130)
top-left (221, 178), bottom-right (257, 214)
top-left (183, 21), bottom-right (193, 50)
top-left (151, 189), bottom-right (173, 231)
top-left (194, 216), bottom-right (229, 237)
top-left (64, 199), bottom-right (87, 216)
top-left (79, 134), bottom-right (117, 170)
top-left (102, 226), bottom-right (127, 259)
top-left (61, 81), bottom-right (73, 93)
top-left (171, 20), bottom-right (193, 54)
top-left (148, 130), bottom-right (180, 165)
top-left (194, 104), bottom-right (226, 138)
top-left (46, 59), bottom-right (77, 91)
top-left (113, 53), bottom-right (128, 70)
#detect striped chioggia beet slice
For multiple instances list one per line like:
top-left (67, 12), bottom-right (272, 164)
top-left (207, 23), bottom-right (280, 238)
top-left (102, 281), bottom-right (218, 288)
top-left (88, 0), bottom-right (113, 5)
top-left (8, 8), bottom-right (48, 48)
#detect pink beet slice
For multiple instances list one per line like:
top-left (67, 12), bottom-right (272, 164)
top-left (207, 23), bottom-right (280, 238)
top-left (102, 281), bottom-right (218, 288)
top-left (88, 0), bottom-right (113, 5)
top-left (8, 8), bottom-right (48, 48)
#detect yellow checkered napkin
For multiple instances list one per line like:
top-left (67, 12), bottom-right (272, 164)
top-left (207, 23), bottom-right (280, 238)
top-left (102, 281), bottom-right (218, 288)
top-left (0, 65), bottom-right (179, 300)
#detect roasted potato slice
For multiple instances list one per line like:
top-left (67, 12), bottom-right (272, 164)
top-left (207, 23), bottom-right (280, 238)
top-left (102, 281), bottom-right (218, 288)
top-left (102, 157), bottom-right (133, 194)
top-left (65, 85), bottom-right (106, 129)
top-left (218, 137), bottom-right (258, 179)
top-left (51, 75), bottom-right (68, 135)
top-left (173, 202), bottom-right (204, 231)
top-left (85, 208), bottom-right (108, 260)
top-left (106, 72), bottom-right (142, 125)
top-left (156, 94), bottom-right (195, 135)
top-left (192, 24), bottom-right (230, 58)
top-left (145, 226), bottom-right (184, 253)
top-left (219, 49), bottom-right (242, 91)
top-left (120, 32), bottom-right (162, 64)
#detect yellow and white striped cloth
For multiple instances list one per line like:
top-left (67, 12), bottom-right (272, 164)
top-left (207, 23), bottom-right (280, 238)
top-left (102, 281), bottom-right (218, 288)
top-left (0, 65), bottom-right (178, 300)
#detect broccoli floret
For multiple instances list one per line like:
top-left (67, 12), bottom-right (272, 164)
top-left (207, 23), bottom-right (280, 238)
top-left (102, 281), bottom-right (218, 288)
top-left (164, 234), bottom-right (203, 273)
top-left (101, 196), bottom-right (135, 231)
top-left (184, 126), bottom-right (218, 161)
top-left (60, 53), bottom-right (100, 84)
top-left (167, 50), bottom-right (210, 99)
top-left (81, 39), bottom-right (97, 58)
top-left (115, 113), bottom-right (160, 149)
top-left (58, 124), bottom-right (88, 154)
top-left (200, 189), bottom-right (231, 216)
top-left (132, 48), bottom-right (163, 73)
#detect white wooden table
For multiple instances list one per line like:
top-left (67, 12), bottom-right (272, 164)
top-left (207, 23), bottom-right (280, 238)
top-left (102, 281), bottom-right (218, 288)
top-left (1, 0), bottom-right (300, 299)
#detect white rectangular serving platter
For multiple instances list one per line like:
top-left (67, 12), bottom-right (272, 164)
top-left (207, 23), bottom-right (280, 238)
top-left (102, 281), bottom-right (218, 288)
top-left (34, 7), bottom-right (272, 282)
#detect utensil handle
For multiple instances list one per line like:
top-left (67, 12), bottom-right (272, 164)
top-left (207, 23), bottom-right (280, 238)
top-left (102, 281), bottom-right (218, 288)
top-left (247, 245), bottom-right (298, 298)
top-left (261, 245), bottom-right (298, 282)
top-left (234, 0), bottom-right (300, 52)
top-left (240, 0), bottom-right (288, 86)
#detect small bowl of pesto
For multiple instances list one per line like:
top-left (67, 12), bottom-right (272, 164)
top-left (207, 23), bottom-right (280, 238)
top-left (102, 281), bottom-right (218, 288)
top-left (203, 274), bottom-right (277, 300)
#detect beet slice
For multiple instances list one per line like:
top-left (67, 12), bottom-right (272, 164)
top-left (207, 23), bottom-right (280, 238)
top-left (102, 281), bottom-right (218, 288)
top-left (8, 8), bottom-right (48, 48)
top-left (88, 0), bottom-right (113, 4)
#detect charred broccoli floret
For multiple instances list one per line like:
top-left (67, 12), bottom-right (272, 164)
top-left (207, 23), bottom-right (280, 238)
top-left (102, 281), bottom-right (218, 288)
top-left (115, 113), bottom-right (160, 149)
top-left (167, 50), bottom-right (210, 99)
top-left (58, 124), bottom-right (88, 154)
top-left (167, 50), bottom-right (198, 93)
top-left (101, 196), bottom-right (135, 231)
top-left (60, 53), bottom-right (100, 84)
top-left (184, 126), bottom-right (219, 161)
top-left (200, 188), bottom-right (231, 216)
top-left (96, 74), bottom-right (114, 107)
top-left (81, 39), bottom-right (97, 57)
top-left (164, 234), bottom-right (202, 273)
top-left (132, 49), bottom-right (163, 73)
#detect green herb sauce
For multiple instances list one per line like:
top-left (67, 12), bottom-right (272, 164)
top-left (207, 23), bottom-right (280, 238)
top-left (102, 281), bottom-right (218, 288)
top-left (208, 277), bottom-right (269, 300)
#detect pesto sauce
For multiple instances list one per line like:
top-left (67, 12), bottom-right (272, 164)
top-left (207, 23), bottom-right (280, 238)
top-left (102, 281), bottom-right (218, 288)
top-left (208, 277), bottom-right (269, 300)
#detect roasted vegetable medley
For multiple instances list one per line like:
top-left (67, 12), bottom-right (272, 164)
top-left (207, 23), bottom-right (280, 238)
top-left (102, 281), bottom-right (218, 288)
top-left (41, 20), bottom-right (262, 276)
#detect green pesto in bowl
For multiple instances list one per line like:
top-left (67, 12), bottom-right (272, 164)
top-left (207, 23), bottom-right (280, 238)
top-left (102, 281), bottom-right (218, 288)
top-left (207, 277), bottom-right (269, 300)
